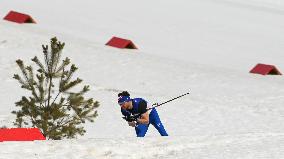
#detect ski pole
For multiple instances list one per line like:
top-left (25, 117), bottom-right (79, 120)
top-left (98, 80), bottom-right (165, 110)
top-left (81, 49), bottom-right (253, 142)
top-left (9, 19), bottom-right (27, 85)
top-left (122, 92), bottom-right (190, 122)
top-left (147, 92), bottom-right (190, 110)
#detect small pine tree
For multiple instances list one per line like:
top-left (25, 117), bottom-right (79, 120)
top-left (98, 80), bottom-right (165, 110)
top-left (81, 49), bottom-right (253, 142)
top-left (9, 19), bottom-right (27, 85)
top-left (12, 37), bottom-right (99, 139)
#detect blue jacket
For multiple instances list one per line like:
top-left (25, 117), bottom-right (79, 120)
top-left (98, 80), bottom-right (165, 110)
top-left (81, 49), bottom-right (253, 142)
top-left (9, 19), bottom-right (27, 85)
top-left (121, 98), bottom-right (147, 117)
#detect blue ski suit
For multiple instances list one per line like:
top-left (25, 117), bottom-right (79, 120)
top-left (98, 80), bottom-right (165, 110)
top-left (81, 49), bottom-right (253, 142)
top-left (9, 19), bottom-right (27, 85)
top-left (121, 98), bottom-right (168, 137)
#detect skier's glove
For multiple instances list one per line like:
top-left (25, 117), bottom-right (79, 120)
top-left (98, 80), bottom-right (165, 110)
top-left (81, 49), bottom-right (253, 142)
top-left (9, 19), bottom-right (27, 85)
top-left (128, 121), bottom-right (137, 127)
top-left (122, 116), bottom-right (137, 122)
top-left (152, 103), bottom-right (159, 106)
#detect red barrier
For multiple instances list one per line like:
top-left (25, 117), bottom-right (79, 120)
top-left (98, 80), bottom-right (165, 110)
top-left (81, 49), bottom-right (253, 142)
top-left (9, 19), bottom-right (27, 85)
top-left (0, 128), bottom-right (45, 142)
top-left (106, 36), bottom-right (138, 49)
top-left (250, 63), bottom-right (282, 75)
top-left (3, 11), bottom-right (36, 24)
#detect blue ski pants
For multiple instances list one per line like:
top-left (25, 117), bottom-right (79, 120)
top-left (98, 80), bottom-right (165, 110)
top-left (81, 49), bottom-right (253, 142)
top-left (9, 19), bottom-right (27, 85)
top-left (135, 108), bottom-right (168, 137)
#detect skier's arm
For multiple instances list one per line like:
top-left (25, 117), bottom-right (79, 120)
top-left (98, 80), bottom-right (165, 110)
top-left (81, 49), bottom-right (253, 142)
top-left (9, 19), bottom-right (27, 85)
top-left (137, 112), bottom-right (149, 124)
top-left (121, 108), bottom-right (131, 117)
top-left (137, 100), bottom-right (149, 124)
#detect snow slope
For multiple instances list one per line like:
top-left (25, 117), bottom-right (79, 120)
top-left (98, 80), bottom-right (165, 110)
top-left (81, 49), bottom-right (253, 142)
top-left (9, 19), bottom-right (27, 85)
top-left (1, 134), bottom-right (284, 159)
top-left (0, 0), bottom-right (284, 158)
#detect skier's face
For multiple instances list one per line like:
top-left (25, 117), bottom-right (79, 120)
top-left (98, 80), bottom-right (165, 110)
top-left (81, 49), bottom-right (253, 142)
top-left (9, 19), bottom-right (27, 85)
top-left (120, 101), bottom-right (131, 109)
top-left (120, 102), bottom-right (128, 109)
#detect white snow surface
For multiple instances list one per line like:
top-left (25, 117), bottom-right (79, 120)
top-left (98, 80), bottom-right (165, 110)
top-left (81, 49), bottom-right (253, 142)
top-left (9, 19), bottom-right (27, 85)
top-left (0, 0), bottom-right (284, 158)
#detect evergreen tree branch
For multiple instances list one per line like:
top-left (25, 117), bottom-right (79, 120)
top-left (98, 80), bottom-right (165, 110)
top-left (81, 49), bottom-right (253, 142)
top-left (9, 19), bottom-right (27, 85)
top-left (15, 60), bottom-right (40, 101)
top-left (46, 76), bottom-right (53, 107)
top-left (13, 37), bottom-right (99, 139)
top-left (51, 92), bottom-right (61, 107)
top-left (45, 116), bottom-right (73, 139)
top-left (52, 66), bottom-right (66, 106)
top-left (56, 57), bottom-right (70, 75)
top-left (35, 74), bottom-right (45, 107)
top-left (32, 56), bottom-right (47, 74)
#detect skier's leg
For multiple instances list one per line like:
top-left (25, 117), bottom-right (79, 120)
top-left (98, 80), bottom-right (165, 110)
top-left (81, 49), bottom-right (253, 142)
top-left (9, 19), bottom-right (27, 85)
top-left (135, 124), bottom-right (149, 137)
top-left (150, 108), bottom-right (168, 136)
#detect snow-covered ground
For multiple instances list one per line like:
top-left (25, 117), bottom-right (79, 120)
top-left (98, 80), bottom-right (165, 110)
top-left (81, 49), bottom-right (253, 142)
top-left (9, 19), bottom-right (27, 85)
top-left (1, 134), bottom-right (284, 159)
top-left (0, 0), bottom-right (284, 158)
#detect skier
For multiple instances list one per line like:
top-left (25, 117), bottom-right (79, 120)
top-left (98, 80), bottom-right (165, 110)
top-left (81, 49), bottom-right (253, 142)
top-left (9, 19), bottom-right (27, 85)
top-left (118, 91), bottom-right (168, 137)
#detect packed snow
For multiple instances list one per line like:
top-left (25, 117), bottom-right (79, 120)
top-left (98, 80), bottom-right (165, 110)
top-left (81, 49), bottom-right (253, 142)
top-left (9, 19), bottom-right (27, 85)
top-left (0, 0), bottom-right (284, 158)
